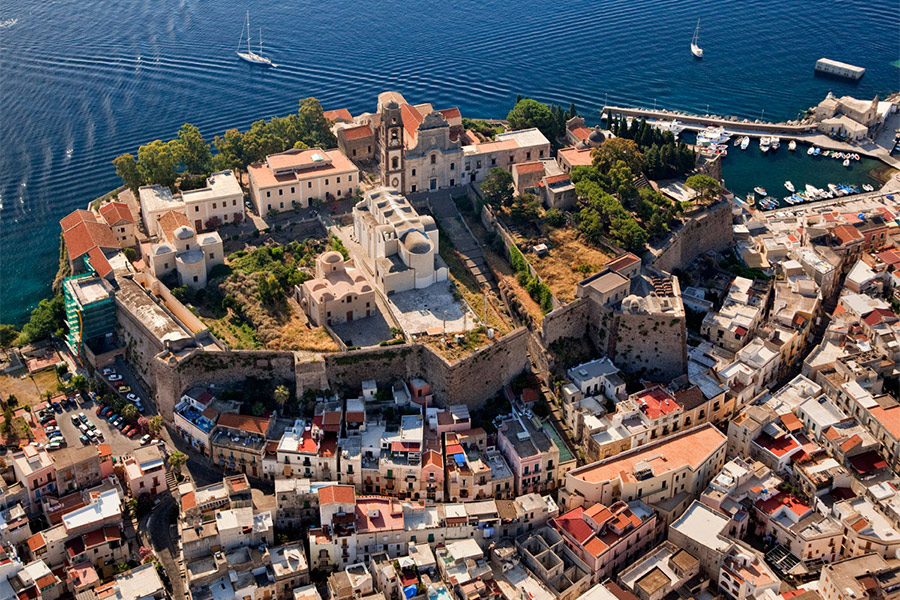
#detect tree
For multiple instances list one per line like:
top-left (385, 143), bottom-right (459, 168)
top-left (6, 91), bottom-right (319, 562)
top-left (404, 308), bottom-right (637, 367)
top-left (167, 450), bottom-right (188, 475)
top-left (251, 401), bottom-right (266, 416)
top-left (685, 174), bottom-right (723, 203)
top-left (137, 416), bottom-right (149, 433)
top-left (176, 123), bottom-right (211, 175)
top-left (480, 167), bottom-right (514, 208)
top-left (274, 385), bottom-right (290, 411)
top-left (112, 153), bottom-right (142, 194)
top-left (1, 405), bottom-right (14, 436)
top-left (18, 295), bottom-right (65, 345)
top-left (507, 98), bottom-right (560, 141)
top-left (297, 97), bottom-right (337, 148)
top-left (591, 138), bottom-right (645, 174)
top-left (137, 139), bottom-right (179, 190)
top-left (70, 375), bottom-right (87, 390)
top-left (121, 403), bottom-right (138, 423)
top-left (148, 415), bottom-right (163, 435)
top-left (122, 247), bottom-right (137, 262)
top-left (509, 193), bottom-right (541, 225)
top-left (544, 208), bottom-right (565, 227)
top-left (212, 128), bottom-right (245, 171)
top-left (0, 324), bottom-right (18, 347)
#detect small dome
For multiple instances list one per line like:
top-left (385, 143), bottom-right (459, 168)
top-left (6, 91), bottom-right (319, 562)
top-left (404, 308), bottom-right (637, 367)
top-left (589, 127), bottom-right (604, 143)
top-left (402, 230), bottom-right (432, 254)
top-left (155, 244), bottom-right (172, 255)
top-left (175, 225), bottom-right (194, 240)
top-left (322, 251), bottom-right (343, 263)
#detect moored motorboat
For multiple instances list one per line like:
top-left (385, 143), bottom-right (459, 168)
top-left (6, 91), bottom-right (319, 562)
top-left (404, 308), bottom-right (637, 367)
top-left (788, 140), bottom-right (797, 151)
top-left (760, 137), bottom-right (771, 152)
top-left (784, 181), bottom-right (795, 192)
top-left (807, 146), bottom-right (815, 155)
top-left (863, 184), bottom-right (875, 192)
top-left (843, 158), bottom-right (850, 167)
top-left (771, 137), bottom-right (780, 150)
top-left (741, 136), bottom-right (750, 150)
top-left (828, 183), bottom-right (842, 197)
top-left (754, 187), bottom-right (767, 197)
top-left (813, 147), bottom-right (821, 155)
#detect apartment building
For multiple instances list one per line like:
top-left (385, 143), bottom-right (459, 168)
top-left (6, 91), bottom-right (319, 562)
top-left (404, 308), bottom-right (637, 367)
top-left (248, 147), bottom-right (359, 214)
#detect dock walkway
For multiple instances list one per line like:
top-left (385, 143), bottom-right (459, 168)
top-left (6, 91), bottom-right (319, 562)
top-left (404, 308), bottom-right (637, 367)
top-left (604, 105), bottom-right (900, 169)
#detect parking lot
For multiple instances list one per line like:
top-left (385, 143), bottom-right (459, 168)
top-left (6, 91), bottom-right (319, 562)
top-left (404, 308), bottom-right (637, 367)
top-left (45, 395), bottom-right (145, 456)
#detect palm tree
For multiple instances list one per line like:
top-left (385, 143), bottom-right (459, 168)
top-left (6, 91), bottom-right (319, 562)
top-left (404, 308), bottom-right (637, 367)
top-left (167, 451), bottom-right (188, 476)
top-left (148, 415), bottom-right (163, 435)
top-left (274, 385), bottom-right (290, 412)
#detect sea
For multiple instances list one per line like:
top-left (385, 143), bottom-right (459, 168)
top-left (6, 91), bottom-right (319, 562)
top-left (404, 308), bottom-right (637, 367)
top-left (1, 0), bottom-right (897, 323)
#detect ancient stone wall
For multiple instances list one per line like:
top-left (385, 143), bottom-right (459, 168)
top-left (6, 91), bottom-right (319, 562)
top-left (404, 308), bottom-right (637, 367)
top-left (540, 298), bottom-right (591, 347)
top-left (609, 312), bottom-right (687, 380)
top-left (652, 201), bottom-right (733, 273)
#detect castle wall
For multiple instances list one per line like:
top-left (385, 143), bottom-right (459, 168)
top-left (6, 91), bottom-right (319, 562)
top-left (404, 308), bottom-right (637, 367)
top-left (652, 201), bottom-right (733, 273)
top-left (609, 312), bottom-right (687, 380)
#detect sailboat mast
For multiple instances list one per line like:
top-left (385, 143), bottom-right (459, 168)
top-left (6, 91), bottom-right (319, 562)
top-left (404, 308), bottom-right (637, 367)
top-left (259, 27), bottom-right (263, 54)
top-left (246, 11), bottom-right (252, 54)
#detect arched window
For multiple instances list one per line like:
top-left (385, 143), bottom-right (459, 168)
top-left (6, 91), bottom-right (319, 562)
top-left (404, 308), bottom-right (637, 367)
top-left (391, 130), bottom-right (398, 141)
top-left (430, 154), bottom-right (437, 165)
top-left (391, 157), bottom-right (399, 169)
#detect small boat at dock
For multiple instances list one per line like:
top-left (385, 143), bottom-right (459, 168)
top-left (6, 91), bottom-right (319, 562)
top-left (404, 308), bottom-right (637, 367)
top-left (843, 158), bottom-right (850, 167)
top-left (828, 183), bottom-right (842, 197)
top-left (789, 140), bottom-right (797, 151)
top-left (754, 187), bottom-right (767, 197)
top-left (784, 181), bottom-right (795, 192)
top-left (771, 137), bottom-right (780, 150)
top-left (813, 147), bottom-right (821, 155)
top-left (741, 136), bottom-right (750, 150)
top-left (807, 146), bottom-right (815, 155)
top-left (760, 137), bottom-right (771, 152)
top-left (863, 184), bottom-right (874, 192)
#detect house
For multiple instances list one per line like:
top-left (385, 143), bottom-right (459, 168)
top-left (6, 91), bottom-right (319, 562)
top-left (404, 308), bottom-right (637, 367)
top-left (50, 445), bottom-right (103, 495)
top-left (296, 251), bottom-right (376, 327)
top-left (353, 187), bottom-right (448, 295)
top-left (147, 209), bottom-right (224, 289)
top-left (618, 541), bottom-right (702, 600)
top-left (248, 147), bottom-right (359, 214)
top-left (211, 413), bottom-right (274, 478)
top-left (98, 201), bottom-right (136, 248)
top-left (558, 146), bottom-right (594, 173)
top-left (138, 184), bottom-right (185, 234)
top-left (123, 445), bottom-right (167, 497)
top-left (59, 209), bottom-right (122, 278)
top-left (10, 444), bottom-right (57, 513)
top-left (181, 170), bottom-right (245, 231)
top-left (497, 416), bottom-right (560, 495)
top-left (337, 123), bottom-right (376, 161)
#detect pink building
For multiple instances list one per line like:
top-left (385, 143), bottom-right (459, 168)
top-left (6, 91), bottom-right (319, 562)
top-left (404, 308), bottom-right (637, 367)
top-left (11, 444), bottom-right (57, 511)
top-left (551, 500), bottom-right (659, 582)
top-left (123, 445), bottom-right (166, 497)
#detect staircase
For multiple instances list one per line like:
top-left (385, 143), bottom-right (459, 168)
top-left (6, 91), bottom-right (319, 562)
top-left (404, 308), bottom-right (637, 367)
top-left (428, 191), bottom-right (498, 293)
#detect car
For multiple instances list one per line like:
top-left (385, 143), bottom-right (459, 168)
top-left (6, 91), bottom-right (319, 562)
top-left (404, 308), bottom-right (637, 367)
top-left (115, 420), bottom-right (125, 430)
top-left (127, 429), bottom-right (138, 438)
top-left (107, 413), bottom-right (118, 423)
top-left (96, 406), bottom-right (105, 416)
top-left (49, 432), bottom-right (64, 441)
top-left (135, 401), bottom-right (144, 413)
top-left (107, 374), bottom-right (123, 381)
top-left (126, 393), bottom-right (137, 401)
top-left (71, 415), bottom-right (81, 425)
top-left (122, 425), bottom-right (132, 435)
top-left (39, 414), bottom-right (54, 424)
top-left (140, 435), bottom-right (151, 445)
top-left (87, 430), bottom-right (98, 441)
top-left (102, 367), bottom-right (116, 375)
top-left (80, 434), bottom-right (90, 445)
top-left (43, 420), bottom-right (57, 428)
top-left (78, 412), bottom-right (87, 424)
top-left (85, 420), bottom-right (96, 430)
top-left (51, 402), bottom-right (63, 413)
top-left (94, 430), bottom-right (104, 441)
top-left (67, 397), bottom-right (78, 409)
top-left (114, 380), bottom-right (127, 388)
top-left (46, 441), bottom-right (62, 451)
top-left (102, 407), bottom-right (113, 417)
top-left (78, 423), bottom-right (89, 434)
top-left (74, 393), bottom-right (83, 404)
top-left (118, 386), bottom-right (132, 394)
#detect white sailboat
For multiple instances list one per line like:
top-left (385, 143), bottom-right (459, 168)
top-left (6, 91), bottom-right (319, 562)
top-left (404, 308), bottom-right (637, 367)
top-left (236, 11), bottom-right (274, 66)
top-left (691, 19), bottom-right (703, 58)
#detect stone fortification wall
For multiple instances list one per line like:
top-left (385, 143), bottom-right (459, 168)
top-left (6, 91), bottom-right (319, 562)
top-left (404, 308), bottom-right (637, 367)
top-left (151, 349), bottom-right (304, 420)
top-left (652, 200), bottom-right (733, 273)
top-left (541, 298), bottom-right (592, 347)
top-left (609, 312), bottom-right (687, 379)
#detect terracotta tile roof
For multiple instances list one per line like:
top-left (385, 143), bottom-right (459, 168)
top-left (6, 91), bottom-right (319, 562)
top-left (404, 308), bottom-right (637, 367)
top-left (632, 387), bottom-right (680, 420)
top-left (62, 219), bottom-right (119, 262)
top-left (832, 224), bottom-right (863, 245)
top-left (755, 492), bottom-right (811, 517)
top-left (319, 435), bottom-right (337, 458)
top-left (60, 210), bottom-right (97, 231)
top-left (423, 449), bottom-right (443, 468)
top-left (181, 491), bottom-right (196, 510)
top-left (216, 412), bottom-right (270, 435)
top-left (868, 405), bottom-right (900, 438)
top-left (401, 103), bottom-right (424, 144)
top-left (823, 426), bottom-right (841, 441)
top-left (99, 202), bottom-right (133, 226)
top-left (840, 434), bottom-right (862, 452)
top-left (346, 411), bottom-right (365, 423)
top-left (26, 532), bottom-right (45, 552)
top-left (87, 247), bottom-right (113, 278)
top-left (340, 124), bottom-right (374, 141)
top-left (674, 386), bottom-right (706, 411)
top-left (544, 173), bottom-right (571, 185)
top-left (514, 161), bottom-right (545, 175)
top-left (438, 107), bottom-right (461, 120)
top-left (569, 126), bottom-right (591, 141)
top-left (97, 444), bottom-right (111, 459)
top-left (157, 210), bottom-right (191, 242)
top-left (35, 573), bottom-right (56, 589)
top-left (552, 507), bottom-right (593, 543)
top-left (862, 308), bottom-right (897, 327)
top-left (318, 484), bottom-right (355, 505)
top-left (298, 430), bottom-right (318, 454)
top-left (324, 108), bottom-right (353, 123)
top-left (848, 450), bottom-right (888, 474)
top-left (780, 413), bottom-right (803, 432)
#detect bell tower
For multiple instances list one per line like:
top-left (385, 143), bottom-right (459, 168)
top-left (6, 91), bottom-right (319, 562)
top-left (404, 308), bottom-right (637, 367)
top-left (381, 101), bottom-right (405, 193)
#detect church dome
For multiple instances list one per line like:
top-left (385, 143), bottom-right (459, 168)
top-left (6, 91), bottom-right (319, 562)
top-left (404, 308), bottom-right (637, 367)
top-left (174, 225), bottom-right (194, 240)
top-left (402, 230), bottom-right (432, 255)
top-left (589, 127), bottom-right (605, 143)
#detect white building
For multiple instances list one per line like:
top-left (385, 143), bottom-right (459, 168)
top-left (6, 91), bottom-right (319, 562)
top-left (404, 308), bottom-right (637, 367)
top-left (182, 170), bottom-right (245, 231)
top-left (138, 184), bottom-right (185, 235)
top-left (353, 187), bottom-right (448, 294)
top-left (248, 148), bottom-right (359, 215)
top-left (148, 210), bottom-right (224, 289)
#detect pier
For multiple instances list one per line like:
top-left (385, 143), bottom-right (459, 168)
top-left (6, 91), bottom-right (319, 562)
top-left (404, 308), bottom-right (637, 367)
top-left (814, 58), bottom-right (866, 80)
top-left (603, 105), bottom-right (900, 169)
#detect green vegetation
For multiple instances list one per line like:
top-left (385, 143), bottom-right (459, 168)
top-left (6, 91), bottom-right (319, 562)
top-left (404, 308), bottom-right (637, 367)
top-left (507, 97), bottom-right (577, 142)
top-left (544, 208), bottom-right (565, 228)
top-left (607, 116), bottom-right (696, 179)
top-left (685, 174), bottom-right (724, 204)
top-left (480, 167), bottom-right (515, 208)
top-left (461, 118), bottom-right (503, 139)
top-left (509, 246), bottom-right (554, 313)
top-left (112, 97), bottom-right (335, 193)
top-left (0, 324), bottom-right (18, 347)
top-left (719, 250), bottom-right (769, 281)
top-left (5, 294), bottom-right (65, 346)
top-left (167, 450), bottom-right (188, 475)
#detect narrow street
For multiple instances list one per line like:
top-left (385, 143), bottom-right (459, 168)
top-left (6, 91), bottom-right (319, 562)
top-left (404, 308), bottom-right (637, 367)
top-left (140, 495), bottom-right (186, 600)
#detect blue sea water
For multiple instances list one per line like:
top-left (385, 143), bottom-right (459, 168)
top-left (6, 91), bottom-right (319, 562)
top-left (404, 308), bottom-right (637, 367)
top-left (1, 0), bottom-right (897, 323)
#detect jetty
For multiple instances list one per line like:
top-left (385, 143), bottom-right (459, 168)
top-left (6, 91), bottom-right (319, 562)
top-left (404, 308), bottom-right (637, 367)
top-left (815, 58), bottom-right (866, 80)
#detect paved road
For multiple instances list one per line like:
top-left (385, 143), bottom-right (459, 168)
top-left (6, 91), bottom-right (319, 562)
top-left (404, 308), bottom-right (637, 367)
top-left (141, 495), bottom-right (186, 600)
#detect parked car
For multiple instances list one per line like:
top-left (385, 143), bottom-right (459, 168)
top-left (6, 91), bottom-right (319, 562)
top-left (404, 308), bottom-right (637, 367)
top-left (46, 441), bottom-right (63, 451)
top-left (80, 434), bottom-right (90, 445)
top-left (71, 415), bottom-right (81, 425)
top-left (78, 423), bottom-right (89, 434)
top-left (102, 367), bottom-right (116, 376)
top-left (102, 407), bottom-right (113, 417)
top-left (39, 414), bottom-right (55, 425)
top-left (140, 435), bottom-right (151, 445)
top-left (87, 430), bottom-right (98, 441)
top-left (118, 386), bottom-right (132, 394)
top-left (85, 420), bottom-right (96, 430)
top-left (127, 429), bottom-right (138, 438)
top-left (135, 401), bottom-right (144, 413)
top-left (43, 419), bottom-right (57, 428)
top-left (114, 380), bottom-right (127, 388)
top-left (96, 406), bottom-right (105, 416)
top-left (48, 432), bottom-right (64, 441)
top-left (107, 413), bottom-right (119, 423)
top-left (126, 393), bottom-right (138, 401)
top-left (107, 374), bottom-right (122, 381)
top-left (74, 393), bottom-right (83, 404)
top-left (51, 402), bottom-right (63, 413)
top-left (122, 425), bottom-right (132, 435)
top-left (78, 412), bottom-right (87, 424)
top-left (114, 418), bottom-right (124, 428)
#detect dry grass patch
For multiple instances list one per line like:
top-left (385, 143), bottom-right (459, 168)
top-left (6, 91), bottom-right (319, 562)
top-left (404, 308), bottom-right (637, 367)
top-left (527, 227), bottom-right (612, 303)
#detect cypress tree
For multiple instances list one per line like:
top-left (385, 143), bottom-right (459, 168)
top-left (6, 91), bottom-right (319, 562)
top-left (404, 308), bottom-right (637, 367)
top-left (569, 102), bottom-right (577, 119)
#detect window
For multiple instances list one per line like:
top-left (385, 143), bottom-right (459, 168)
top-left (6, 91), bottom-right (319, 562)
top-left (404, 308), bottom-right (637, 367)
top-left (233, 199), bottom-right (236, 206)
top-left (411, 185), bottom-right (417, 192)
top-left (164, 263), bottom-right (168, 269)
top-left (411, 168), bottom-right (417, 176)
top-left (392, 157), bottom-right (399, 169)
top-left (280, 202), bottom-right (284, 208)
top-left (476, 160), bottom-right (482, 169)
top-left (450, 179), bottom-right (455, 186)
top-left (491, 158), bottom-right (496, 165)
top-left (337, 189), bottom-right (342, 196)
top-left (209, 253), bottom-right (215, 259)
top-left (308, 181), bottom-right (312, 188)
top-left (266, 191), bottom-right (271, 197)
top-left (349, 174), bottom-right (353, 182)
top-left (526, 151), bottom-right (531, 160)
top-left (291, 187), bottom-right (295, 193)
top-left (213, 202), bottom-right (217, 209)
top-left (450, 162), bottom-right (455, 170)
top-left (431, 154), bottom-right (436, 164)
top-left (279, 189), bottom-right (283, 196)
top-left (193, 275), bottom-right (198, 282)
top-left (337, 176), bottom-right (341, 183)
top-left (539, 150), bottom-right (544, 157)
